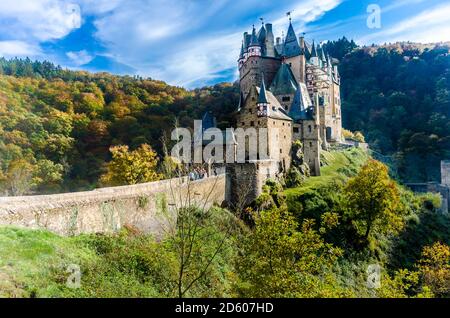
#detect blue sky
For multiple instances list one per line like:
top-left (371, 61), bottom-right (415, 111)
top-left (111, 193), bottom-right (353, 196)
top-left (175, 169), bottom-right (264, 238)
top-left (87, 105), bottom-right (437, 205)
top-left (0, 0), bottom-right (449, 88)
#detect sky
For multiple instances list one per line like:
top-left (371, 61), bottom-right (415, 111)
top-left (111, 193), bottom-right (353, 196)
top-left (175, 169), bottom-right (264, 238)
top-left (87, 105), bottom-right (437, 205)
top-left (0, 0), bottom-right (449, 88)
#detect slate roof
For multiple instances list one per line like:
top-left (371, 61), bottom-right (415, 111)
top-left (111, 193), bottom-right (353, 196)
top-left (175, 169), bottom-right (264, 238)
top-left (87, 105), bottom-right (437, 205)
top-left (269, 63), bottom-right (298, 96)
top-left (255, 87), bottom-right (292, 121)
top-left (283, 22), bottom-right (302, 57)
top-left (202, 111), bottom-right (217, 130)
top-left (257, 76), bottom-right (269, 104)
top-left (289, 83), bottom-right (313, 122)
top-left (249, 26), bottom-right (260, 47)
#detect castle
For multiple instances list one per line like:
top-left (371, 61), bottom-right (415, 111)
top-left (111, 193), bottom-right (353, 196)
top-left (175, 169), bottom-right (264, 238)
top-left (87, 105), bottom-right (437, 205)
top-left (226, 18), bottom-right (344, 204)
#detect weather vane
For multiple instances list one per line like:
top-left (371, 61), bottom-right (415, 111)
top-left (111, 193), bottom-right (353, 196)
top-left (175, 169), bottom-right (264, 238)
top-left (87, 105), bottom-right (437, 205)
top-left (286, 11), bottom-right (293, 22)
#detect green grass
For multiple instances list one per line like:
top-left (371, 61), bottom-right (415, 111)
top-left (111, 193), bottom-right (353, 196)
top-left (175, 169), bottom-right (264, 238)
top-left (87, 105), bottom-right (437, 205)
top-left (0, 207), bottom-right (238, 298)
top-left (0, 227), bottom-right (98, 297)
top-left (285, 147), bottom-right (369, 198)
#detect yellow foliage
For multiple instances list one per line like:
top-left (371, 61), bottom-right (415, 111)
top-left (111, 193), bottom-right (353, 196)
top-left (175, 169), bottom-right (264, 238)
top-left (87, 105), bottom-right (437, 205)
top-left (101, 144), bottom-right (162, 186)
top-left (418, 242), bottom-right (450, 297)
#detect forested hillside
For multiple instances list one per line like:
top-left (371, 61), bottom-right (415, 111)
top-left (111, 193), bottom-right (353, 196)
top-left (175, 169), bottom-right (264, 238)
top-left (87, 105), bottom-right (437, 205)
top-left (337, 41), bottom-right (450, 182)
top-left (0, 58), bottom-right (238, 194)
top-left (0, 39), bottom-right (449, 194)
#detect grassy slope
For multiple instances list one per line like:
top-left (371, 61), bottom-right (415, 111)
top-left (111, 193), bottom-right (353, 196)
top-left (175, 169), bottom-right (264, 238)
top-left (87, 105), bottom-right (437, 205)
top-left (285, 147), bottom-right (370, 197)
top-left (0, 227), bottom-right (98, 297)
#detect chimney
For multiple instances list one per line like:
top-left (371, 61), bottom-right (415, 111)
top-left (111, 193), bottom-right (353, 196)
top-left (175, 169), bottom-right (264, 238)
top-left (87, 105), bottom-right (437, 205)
top-left (276, 37), bottom-right (281, 46)
top-left (299, 36), bottom-right (305, 55)
top-left (265, 23), bottom-right (275, 57)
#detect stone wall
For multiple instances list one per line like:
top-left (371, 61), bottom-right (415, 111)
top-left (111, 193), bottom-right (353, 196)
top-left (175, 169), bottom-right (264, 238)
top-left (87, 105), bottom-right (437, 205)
top-left (0, 175), bottom-right (226, 237)
top-left (442, 160), bottom-right (450, 187)
top-left (406, 182), bottom-right (449, 214)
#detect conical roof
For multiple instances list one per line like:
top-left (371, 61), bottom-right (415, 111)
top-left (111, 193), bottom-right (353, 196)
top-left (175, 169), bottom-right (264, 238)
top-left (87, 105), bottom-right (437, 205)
top-left (269, 64), bottom-right (298, 96)
top-left (202, 112), bottom-right (216, 130)
top-left (311, 41), bottom-right (318, 58)
top-left (289, 83), bottom-right (313, 122)
top-left (257, 25), bottom-right (266, 44)
top-left (283, 22), bottom-right (301, 57)
top-left (257, 75), bottom-right (269, 104)
top-left (249, 26), bottom-right (260, 47)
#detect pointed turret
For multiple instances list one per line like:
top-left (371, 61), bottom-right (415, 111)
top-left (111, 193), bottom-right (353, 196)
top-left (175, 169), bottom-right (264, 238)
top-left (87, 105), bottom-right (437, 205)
top-left (249, 26), bottom-right (260, 47)
top-left (256, 74), bottom-right (269, 117)
top-left (248, 25), bottom-right (262, 57)
top-left (310, 41), bottom-right (320, 66)
top-left (283, 21), bottom-right (301, 57)
top-left (236, 91), bottom-right (245, 112)
top-left (239, 41), bottom-right (245, 60)
top-left (320, 45), bottom-right (327, 63)
top-left (257, 24), bottom-right (266, 44)
top-left (311, 41), bottom-right (318, 57)
top-left (289, 83), bottom-right (313, 121)
top-left (201, 111), bottom-right (217, 131)
top-left (258, 75), bottom-right (269, 104)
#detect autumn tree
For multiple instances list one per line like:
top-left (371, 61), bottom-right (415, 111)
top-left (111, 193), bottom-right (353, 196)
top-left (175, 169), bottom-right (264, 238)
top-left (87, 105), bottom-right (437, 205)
top-left (4, 159), bottom-right (35, 196)
top-left (235, 207), bottom-right (346, 298)
top-left (101, 144), bottom-right (162, 186)
top-left (343, 159), bottom-right (404, 241)
top-left (418, 242), bottom-right (450, 297)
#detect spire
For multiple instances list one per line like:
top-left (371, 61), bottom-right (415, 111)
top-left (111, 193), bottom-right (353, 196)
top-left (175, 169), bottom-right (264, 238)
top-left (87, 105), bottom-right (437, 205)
top-left (249, 25), bottom-right (260, 47)
top-left (289, 83), bottom-right (313, 122)
top-left (236, 91), bottom-right (245, 112)
top-left (311, 41), bottom-right (318, 58)
top-left (320, 45), bottom-right (327, 62)
top-left (257, 24), bottom-right (266, 45)
top-left (239, 41), bottom-right (245, 59)
top-left (202, 111), bottom-right (216, 131)
top-left (258, 74), bottom-right (269, 104)
top-left (283, 21), bottom-right (301, 57)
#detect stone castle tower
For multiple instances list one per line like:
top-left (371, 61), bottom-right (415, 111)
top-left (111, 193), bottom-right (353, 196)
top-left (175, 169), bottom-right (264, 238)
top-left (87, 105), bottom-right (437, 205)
top-left (227, 18), bottom-right (344, 205)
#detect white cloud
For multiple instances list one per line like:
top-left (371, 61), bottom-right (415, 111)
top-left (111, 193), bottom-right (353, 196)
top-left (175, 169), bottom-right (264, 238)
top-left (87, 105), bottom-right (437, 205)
top-left (0, 0), bottom-right (343, 87)
top-left (66, 50), bottom-right (94, 66)
top-left (0, 41), bottom-right (42, 58)
top-left (0, 0), bottom-right (82, 42)
top-left (358, 3), bottom-right (450, 44)
top-left (89, 0), bottom-right (342, 87)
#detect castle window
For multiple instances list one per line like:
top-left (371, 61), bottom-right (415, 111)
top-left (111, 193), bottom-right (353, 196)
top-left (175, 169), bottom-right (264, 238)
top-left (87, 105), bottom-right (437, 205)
top-left (241, 122), bottom-right (245, 126)
top-left (250, 121), bottom-right (255, 127)
top-left (308, 125), bottom-right (312, 133)
top-left (280, 149), bottom-right (283, 154)
top-left (282, 123), bottom-right (285, 126)
top-left (272, 106), bottom-right (276, 111)
top-left (282, 96), bottom-right (291, 102)
top-left (293, 127), bottom-right (299, 133)
top-left (273, 121), bottom-right (276, 125)
top-left (310, 142), bottom-right (313, 147)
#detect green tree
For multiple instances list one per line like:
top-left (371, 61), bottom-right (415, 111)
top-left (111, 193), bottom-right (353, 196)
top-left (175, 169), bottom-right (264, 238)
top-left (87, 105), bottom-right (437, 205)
top-left (344, 159), bottom-right (404, 240)
top-left (235, 207), bottom-right (345, 297)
